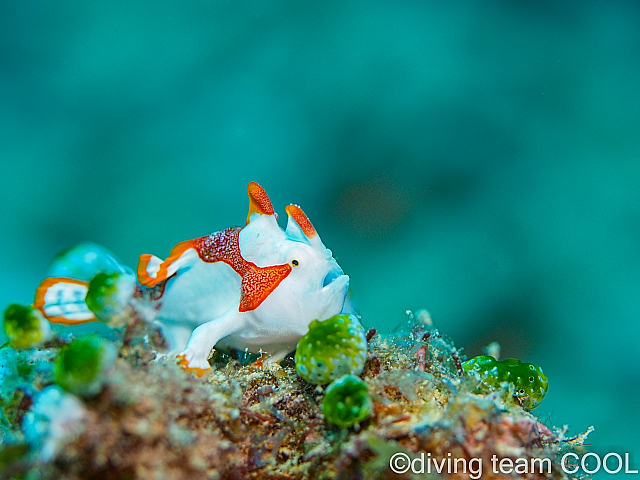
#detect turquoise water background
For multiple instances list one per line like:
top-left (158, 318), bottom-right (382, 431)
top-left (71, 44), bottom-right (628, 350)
top-left (1, 2), bottom-right (638, 475)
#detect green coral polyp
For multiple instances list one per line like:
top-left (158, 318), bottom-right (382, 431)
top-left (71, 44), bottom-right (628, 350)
top-left (322, 374), bottom-right (373, 428)
top-left (462, 355), bottom-right (548, 410)
top-left (85, 272), bottom-right (132, 322)
top-left (54, 335), bottom-right (113, 397)
top-left (295, 314), bottom-right (367, 385)
top-left (3, 304), bottom-right (51, 350)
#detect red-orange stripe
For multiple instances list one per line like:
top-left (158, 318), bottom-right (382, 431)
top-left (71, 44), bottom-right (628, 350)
top-left (285, 204), bottom-right (317, 238)
top-left (246, 182), bottom-right (275, 224)
top-left (137, 240), bottom-right (195, 287)
top-left (136, 254), bottom-right (154, 286)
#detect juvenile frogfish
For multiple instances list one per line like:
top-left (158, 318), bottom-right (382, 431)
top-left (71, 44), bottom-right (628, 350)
top-left (34, 182), bottom-right (350, 375)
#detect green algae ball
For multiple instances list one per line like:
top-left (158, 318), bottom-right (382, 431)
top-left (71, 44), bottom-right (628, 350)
top-left (85, 272), bottom-right (135, 322)
top-left (54, 335), bottom-right (114, 397)
top-left (462, 355), bottom-right (548, 410)
top-left (295, 314), bottom-right (367, 385)
top-left (322, 374), bottom-right (373, 428)
top-left (3, 304), bottom-right (51, 349)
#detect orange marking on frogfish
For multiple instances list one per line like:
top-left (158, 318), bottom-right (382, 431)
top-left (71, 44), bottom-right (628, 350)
top-left (251, 351), bottom-right (269, 369)
top-left (246, 181), bottom-right (275, 224)
top-left (137, 240), bottom-right (194, 287)
top-left (192, 228), bottom-right (292, 312)
top-left (285, 204), bottom-right (317, 238)
top-left (33, 277), bottom-right (97, 325)
top-left (34, 277), bottom-right (86, 310)
top-left (176, 354), bottom-right (210, 377)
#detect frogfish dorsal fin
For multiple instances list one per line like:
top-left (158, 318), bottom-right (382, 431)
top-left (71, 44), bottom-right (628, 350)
top-left (246, 181), bottom-right (275, 224)
top-left (285, 204), bottom-right (327, 253)
top-left (285, 204), bottom-right (317, 242)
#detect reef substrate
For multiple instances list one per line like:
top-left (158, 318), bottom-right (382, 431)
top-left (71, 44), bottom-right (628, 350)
top-left (0, 310), bottom-right (591, 480)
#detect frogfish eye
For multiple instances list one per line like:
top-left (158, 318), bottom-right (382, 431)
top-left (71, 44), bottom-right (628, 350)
top-left (291, 259), bottom-right (299, 266)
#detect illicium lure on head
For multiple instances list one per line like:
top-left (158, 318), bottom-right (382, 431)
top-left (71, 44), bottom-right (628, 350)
top-left (33, 182), bottom-right (350, 376)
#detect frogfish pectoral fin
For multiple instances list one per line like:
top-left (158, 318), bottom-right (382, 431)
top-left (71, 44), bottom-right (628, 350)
top-left (238, 263), bottom-right (292, 312)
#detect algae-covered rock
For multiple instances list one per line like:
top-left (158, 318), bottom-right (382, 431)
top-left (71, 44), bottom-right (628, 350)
top-left (295, 313), bottom-right (367, 384)
top-left (0, 305), bottom-right (591, 480)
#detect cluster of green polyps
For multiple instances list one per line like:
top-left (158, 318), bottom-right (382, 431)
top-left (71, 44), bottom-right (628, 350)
top-left (462, 355), bottom-right (548, 410)
top-left (3, 304), bottom-right (51, 350)
top-left (1, 302), bottom-right (114, 470)
top-left (294, 313), bottom-right (373, 428)
top-left (2, 300), bottom-right (115, 401)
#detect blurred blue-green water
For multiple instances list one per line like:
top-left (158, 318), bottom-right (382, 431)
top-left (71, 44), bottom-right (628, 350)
top-left (1, 1), bottom-right (639, 476)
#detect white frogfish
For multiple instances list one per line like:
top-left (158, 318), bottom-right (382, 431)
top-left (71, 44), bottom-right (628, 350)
top-left (34, 182), bottom-right (350, 375)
